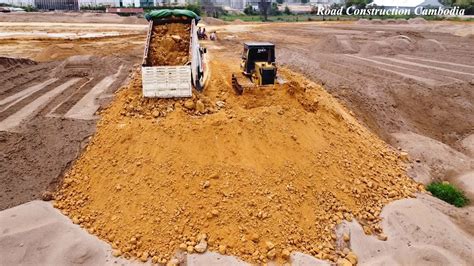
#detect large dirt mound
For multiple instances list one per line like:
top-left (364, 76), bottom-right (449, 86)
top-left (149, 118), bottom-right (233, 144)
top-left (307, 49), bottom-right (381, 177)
top-left (34, 43), bottom-right (87, 62)
top-left (55, 59), bottom-right (421, 264)
top-left (314, 35), bottom-right (359, 54)
top-left (148, 22), bottom-right (190, 66)
top-left (359, 34), bottom-right (447, 56)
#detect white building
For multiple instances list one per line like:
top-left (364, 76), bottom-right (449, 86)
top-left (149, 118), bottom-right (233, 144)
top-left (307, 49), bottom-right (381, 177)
top-left (368, 0), bottom-right (443, 8)
top-left (78, 0), bottom-right (116, 7)
top-left (0, 0), bottom-right (34, 6)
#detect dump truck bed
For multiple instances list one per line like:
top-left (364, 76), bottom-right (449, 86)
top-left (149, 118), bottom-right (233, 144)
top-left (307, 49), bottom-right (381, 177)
top-left (141, 18), bottom-right (201, 98)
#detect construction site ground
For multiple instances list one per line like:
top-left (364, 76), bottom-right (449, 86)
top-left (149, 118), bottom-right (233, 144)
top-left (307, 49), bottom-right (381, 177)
top-left (0, 13), bottom-right (473, 265)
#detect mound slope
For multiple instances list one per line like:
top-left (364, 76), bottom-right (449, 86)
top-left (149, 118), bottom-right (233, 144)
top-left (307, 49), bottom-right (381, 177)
top-left (54, 60), bottom-right (421, 264)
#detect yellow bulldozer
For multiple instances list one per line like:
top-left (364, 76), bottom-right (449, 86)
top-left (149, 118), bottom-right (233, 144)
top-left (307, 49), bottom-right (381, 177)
top-left (232, 42), bottom-right (277, 94)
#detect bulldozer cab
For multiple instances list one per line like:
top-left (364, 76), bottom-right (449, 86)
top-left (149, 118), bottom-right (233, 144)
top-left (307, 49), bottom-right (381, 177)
top-left (241, 42), bottom-right (275, 75)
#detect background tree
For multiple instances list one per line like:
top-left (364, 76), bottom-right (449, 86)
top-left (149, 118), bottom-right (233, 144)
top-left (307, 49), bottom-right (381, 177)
top-left (259, 0), bottom-right (270, 21)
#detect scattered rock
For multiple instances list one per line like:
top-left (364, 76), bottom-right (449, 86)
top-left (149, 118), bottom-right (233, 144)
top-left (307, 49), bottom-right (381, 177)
top-left (265, 240), bottom-right (275, 250)
top-left (187, 245), bottom-right (194, 253)
top-left (377, 233), bottom-right (388, 241)
top-left (218, 244), bottom-right (227, 254)
top-left (399, 151), bottom-right (409, 162)
top-left (194, 240), bottom-right (207, 253)
top-left (281, 248), bottom-right (291, 260)
top-left (337, 258), bottom-right (352, 266)
top-left (184, 100), bottom-right (195, 110)
top-left (41, 191), bottom-right (54, 201)
top-left (196, 100), bottom-right (205, 113)
top-left (267, 248), bottom-right (276, 260)
top-left (140, 252), bottom-right (149, 262)
top-left (112, 249), bottom-right (122, 257)
top-left (346, 251), bottom-right (358, 264)
top-left (343, 233), bottom-right (350, 242)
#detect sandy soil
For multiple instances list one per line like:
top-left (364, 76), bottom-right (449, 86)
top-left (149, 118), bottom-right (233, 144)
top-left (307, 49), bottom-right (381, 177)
top-left (205, 20), bottom-right (474, 197)
top-left (0, 22), bottom-right (145, 210)
top-left (54, 43), bottom-right (422, 265)
top-left (148, 22), bottom-right (191, 66)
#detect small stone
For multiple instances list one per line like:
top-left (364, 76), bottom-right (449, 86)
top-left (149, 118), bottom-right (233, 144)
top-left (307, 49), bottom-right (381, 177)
top-left (336, 258), bottom-right (352, 266)
top-left (152, 110), bottom-right (160, 118)
top-left (216, 101), bottom-right (225, 108)
top-left (377, 233), bottom-right (388, 241)
top-left (41, 191), bottom-right (54, 201)
top-left (342, 247), bottom-right (350, 255)
top-left (218, 244), bottom-right (226, 254)
top-left (203, 180), bottom-right (210, 189)
top-left (184, 100), bottom-right (195, 110)
top-left (179, 243), bottom-right (187, 250)
top-left (112, 249), bottom-right (122, 257)
top-left (343, 233), bottom-right (350, 242)
top-left (194, 240), bottom-right (207, 253)
top-left (250, 233), bottom-right (259, 242)
top-left (171, 35), bottom-right (182, 41)
top-left (265, 240), bottom-right (275, 250)
top-left (346, 251), bottom-right (358, 264)
top-left (196, 100), bottom-right (205, 113)
top-left (399, 152), bottom-right (409, 162)
top-left (211, 209), bottom-right (219, 216)
top-left (72, 217), bottom-right (80, 224)
top-left (209, 173), bottom-right (219, 179)
top-left (187, 245), bottom-right (194, 253)
top-left (267, 249), bottom-right (276, 260)
top-left (166, 258), bottom-right (179, 266)
top-left (140, 252), bottom-right (149, 262)
top-left (281, 249), bottom-right (291, 260)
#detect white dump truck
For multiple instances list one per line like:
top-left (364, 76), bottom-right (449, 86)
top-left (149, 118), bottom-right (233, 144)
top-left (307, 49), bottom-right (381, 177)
top-left (141, 10), bottom-right (206, 98)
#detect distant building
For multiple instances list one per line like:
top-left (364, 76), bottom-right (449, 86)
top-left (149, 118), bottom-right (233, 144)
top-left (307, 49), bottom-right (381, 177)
top-left (106, 6), bottom-right (143, 12)
top-left (78, 0), bottom-right (116, 8)
top-left (34, 0), bottom-right (79, 10)
top-left (245, 0), bottom-right (273, 10)
top-left (0, 0), bottom-right (34, 7)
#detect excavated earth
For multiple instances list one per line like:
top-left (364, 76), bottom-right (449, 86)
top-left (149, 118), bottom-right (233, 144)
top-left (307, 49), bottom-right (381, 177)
top-left (149, 22), bottom-right (190, 66)
top-left (55, 50), bottom-right (421, 264)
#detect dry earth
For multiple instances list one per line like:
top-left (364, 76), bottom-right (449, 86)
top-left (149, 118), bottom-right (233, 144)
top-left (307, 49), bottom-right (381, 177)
top-left (0, 21), bottom-right (146, 210)
top-left (205, 19), bottom-right (474, 198)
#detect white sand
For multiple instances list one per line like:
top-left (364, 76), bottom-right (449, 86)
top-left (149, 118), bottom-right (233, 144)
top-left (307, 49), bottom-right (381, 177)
top-left (0, 200), bottom-right (143, 266)
top-left (340, 194), bottom-right (474, 265)
top-left (0, 201), bottom-right (330, 266)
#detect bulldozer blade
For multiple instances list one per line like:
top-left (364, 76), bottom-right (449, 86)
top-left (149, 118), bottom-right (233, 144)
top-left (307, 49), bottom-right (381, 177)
top-left (232, 74), bottom-right (244, 95)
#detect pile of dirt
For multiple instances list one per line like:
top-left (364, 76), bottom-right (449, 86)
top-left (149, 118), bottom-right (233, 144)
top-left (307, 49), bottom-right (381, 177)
top-left (359, 35), bottom-right (416, 56)
top-left (54, 59), bottom-right (421, 265)
top-left (202, 17), bottom-right (229, 26)
top-left (118, 75), bottom-right (216, 119)
top-left (359, 35), bottom-right (447, 56)
top-left (408, 17), bottom-right (427, 24)
top-left (314, 35), bottom-right (359, 54)
top-left (148, 22), bottom-right (190, 66)
top-left (34, 43), bottom-right (88, 62)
